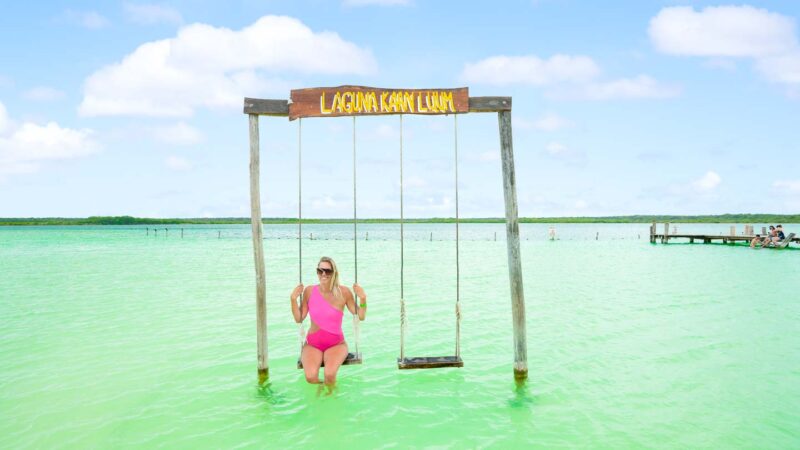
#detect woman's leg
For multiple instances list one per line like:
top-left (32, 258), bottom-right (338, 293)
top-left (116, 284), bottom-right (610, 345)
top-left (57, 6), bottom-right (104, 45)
top-left (301, 344), bottom-right (323, 384)
top-left (322, 343), bottom-right (349, 386)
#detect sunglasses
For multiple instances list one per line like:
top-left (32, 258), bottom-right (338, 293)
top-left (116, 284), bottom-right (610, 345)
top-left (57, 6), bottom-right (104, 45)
top-left (316, 267), bottom-right (334, 275)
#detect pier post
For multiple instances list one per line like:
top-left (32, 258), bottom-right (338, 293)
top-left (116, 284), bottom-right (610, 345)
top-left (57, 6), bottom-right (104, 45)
top-left (181, 228), bottom-right (184, 238)
top-left (650, 222), bottom-right (656, 243)
top-left (248, 113), bottom-right (268, 384)
top-left (498, 110), bottom-right (527, 382)
top-left (762, 226), bottom-right (767, 235)
top-left (663, 223), bottom-right (669, 244)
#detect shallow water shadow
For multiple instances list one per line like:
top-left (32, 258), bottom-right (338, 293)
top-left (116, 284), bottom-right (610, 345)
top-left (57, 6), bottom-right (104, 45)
top-left (508, 380), bottom-right (536, 409)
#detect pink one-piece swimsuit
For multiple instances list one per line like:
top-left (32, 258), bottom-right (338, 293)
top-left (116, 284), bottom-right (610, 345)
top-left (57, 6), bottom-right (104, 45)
top-left (306, 285), bottom-right (345, 352)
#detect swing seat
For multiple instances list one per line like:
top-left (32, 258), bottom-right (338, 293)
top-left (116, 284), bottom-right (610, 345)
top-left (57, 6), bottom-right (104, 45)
top-left (397, 356), bottom-right (463, 369)
top-left (297, 352), bottom-right (362, 369)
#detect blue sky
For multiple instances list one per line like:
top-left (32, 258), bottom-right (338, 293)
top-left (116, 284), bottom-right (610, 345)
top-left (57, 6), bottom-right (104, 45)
top-left (1, 0), bottom-right (799, 218)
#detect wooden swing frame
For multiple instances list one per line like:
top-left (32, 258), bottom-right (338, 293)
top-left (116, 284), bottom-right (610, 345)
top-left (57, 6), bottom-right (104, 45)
top-left (244, 86), bottom-right (527, 384)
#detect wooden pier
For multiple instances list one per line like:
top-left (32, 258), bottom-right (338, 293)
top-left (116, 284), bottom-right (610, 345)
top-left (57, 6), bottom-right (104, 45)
top-left (649, 222), bottom-right (799, 247)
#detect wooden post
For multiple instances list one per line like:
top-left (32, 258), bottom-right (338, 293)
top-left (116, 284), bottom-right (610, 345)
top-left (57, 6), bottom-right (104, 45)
top-left (155, 228), bottom-right (158, 237)
top-left (146, 227), bottom-right (149, 236)
top-left (650, 221), bottom-right (655, 243)
top-left (494, 231), bottom-right (497, 241)
top-left (729, 226), bottom-right (735, 236)
top-left (595, 231), bottom-right (599, 241)
top-left (218, 230), bottom-right (221, 239)
top-left (430, 232), bottom-right (433, 241)
top-left (310, 232), bottom-right (313, 240)
top-left (181, 228), bottom-right (184, 238)
top-left (663, 223), bottom-right (669, 244)
top-left (248, 114), bottom-right (268, 384)
top-left (366, 231), bottom-right (368, 241)
top-left (762, 226), bottom-right (767, 235)
top-left (498, 110), bottom-right (527, 382)
top-left (165, 228), bottom-right (168, 237)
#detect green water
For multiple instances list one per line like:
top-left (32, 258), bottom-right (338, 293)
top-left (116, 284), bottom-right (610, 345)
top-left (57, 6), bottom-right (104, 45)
top-left (1, 224), bottom-right (798, 448)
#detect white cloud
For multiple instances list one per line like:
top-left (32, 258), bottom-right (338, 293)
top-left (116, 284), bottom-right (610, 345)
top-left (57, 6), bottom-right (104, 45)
top-left (514, 112), bottom-right (572, 131)
top-left (462, 54), bottom-right (677, 100)
top-left (0, 102), bottom-right (9, 133)
top-left (63, 10), bottom-right (111, 29)
top-left (543, 141), bottom-right (586, 164)
top-left (153, 122), bottom-right (203, 145)
top-left (650, 6), bottom-right (800, 89)
top-left (545, 142), bottom-right (568, 155)
top-left (555, 75), bottom-right (681, 100)
top-left (756, 52), bottom-right (800, 84)
top-left (22, 86), bottom-right (66, 102)
top-left (343, 0), bottom-right (410, 5)
top-left (124, 3), bottom-right (183, 25)
top-left (691, 171), bottom-right (721, 192)
top-left (461, 54), bottom-right (600, 86)
top-left (773, 180), bottom-right (800, 193)
top-left (165, 155), bottom-right (192, 171)
top-left (79, 15), bottom-right (377, 117)
top-left (649, 6), bottom-right (797, 58)
top-left (0, 102), bottom-right (100, 175)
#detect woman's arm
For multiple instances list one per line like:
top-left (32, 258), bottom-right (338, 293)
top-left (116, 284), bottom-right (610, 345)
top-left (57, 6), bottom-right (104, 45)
top-left (290, 285), bottom-right (310, 323)
top-left (352, 283), bottom-right (367, 321)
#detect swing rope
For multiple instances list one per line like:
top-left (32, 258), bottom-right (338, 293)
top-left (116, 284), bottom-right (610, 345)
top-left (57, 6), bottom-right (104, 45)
top-left (398, 114), bottom-right (461, 362)
top-left (399, 114), bottom-right (406, 361)
top-left (352, 116), bottom-right (360, 358)
top-left (296, 117), bottom-right (361, 358)
top-left (297, 118), bottom-right (305, 353)
top-left (454, 114), bottom-right (461, 358)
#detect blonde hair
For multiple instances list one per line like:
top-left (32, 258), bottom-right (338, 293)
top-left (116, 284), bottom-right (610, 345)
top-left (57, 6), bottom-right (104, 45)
top-left (318, 256), bottom-right (343, 302)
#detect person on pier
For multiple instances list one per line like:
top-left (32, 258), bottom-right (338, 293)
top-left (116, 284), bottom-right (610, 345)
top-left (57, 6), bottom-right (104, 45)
top-left (750, 234), bottom-right (763, 248)
top-left (290, 256), bottom-right (367, 391)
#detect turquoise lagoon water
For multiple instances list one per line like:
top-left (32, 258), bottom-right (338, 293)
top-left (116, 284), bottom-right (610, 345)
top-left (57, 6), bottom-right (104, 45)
top-left (1, 223), bottom-right (798, 448)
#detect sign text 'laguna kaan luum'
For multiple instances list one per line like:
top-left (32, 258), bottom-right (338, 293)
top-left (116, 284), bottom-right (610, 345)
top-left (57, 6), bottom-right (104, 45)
top-left (289, 86), bottom-right (469, 120)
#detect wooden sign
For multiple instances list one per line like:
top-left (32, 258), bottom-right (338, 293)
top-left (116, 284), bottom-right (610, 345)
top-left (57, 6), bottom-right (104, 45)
top-left (289, 86), bottom-right (469, 120)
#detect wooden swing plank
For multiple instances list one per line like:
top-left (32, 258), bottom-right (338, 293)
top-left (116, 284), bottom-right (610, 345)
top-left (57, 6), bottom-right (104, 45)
top-left (397, 356), bottom-right (463, 370)
top-left (297, 352), bottom-right (362, 369)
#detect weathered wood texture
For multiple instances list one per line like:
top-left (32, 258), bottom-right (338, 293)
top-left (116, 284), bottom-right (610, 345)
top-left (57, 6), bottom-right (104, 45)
top-left (498, 110), bottom-right (528, 381)
top-left (398, 356), bottom-right (463, 369)
top-left (469, 96), bottom-right (512, 112)
top-left (244, 98), bottom-right (289, 116)
top-left (288, 86), bottom-right (469, 120)
top-left (243, 95), bottom-right (512, 116)
top-left (298, 352), bottom-right (362, 369)
top-left (248, 114), bottom-right (269, 384)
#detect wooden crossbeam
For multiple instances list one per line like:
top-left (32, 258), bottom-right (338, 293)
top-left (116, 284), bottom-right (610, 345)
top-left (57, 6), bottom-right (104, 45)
top-left (243, 96), bottom-right (512, 116)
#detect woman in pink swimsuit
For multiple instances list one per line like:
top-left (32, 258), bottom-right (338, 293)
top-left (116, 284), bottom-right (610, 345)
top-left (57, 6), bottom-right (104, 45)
top-left (290, 256), bottom-right (367, 387)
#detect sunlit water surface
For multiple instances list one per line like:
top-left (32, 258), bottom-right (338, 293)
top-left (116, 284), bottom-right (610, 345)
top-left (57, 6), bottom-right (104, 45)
top-left (1, 224), bottom-right (798, 448)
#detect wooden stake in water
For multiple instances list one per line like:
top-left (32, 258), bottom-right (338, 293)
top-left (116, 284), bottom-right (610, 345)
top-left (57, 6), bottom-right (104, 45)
top-left (181, 228), bottom-right (184, 238)
top-left (146, 227), bottom-right (149, 236)
top-left (498, 109), bottom-right (527, 382)
top-left (248, 113), bottom-right (268, 384)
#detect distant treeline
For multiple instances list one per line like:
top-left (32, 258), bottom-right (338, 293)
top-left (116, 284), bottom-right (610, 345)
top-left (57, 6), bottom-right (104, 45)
top-left (1, 214), bottom-right (798, 226)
